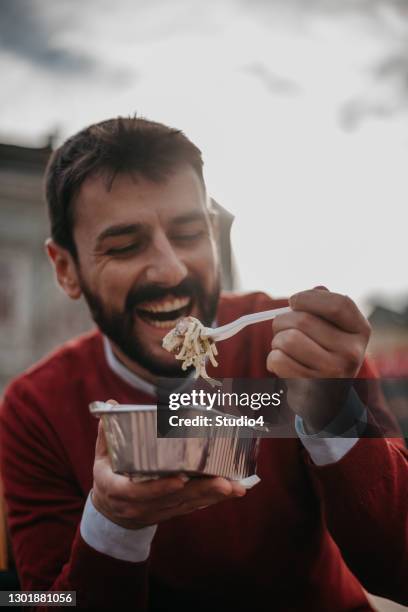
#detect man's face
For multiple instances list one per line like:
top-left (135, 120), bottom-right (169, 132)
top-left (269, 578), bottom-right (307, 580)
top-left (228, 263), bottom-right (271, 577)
top-left (72, 165), bottom-right (221, 376)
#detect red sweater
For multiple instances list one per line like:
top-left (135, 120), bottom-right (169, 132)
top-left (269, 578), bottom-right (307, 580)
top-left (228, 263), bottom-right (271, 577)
top-left (0, 292), bottom-right (407, 611)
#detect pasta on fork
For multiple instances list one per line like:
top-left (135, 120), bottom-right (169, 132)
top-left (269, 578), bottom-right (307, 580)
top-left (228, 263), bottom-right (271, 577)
top-left (162, 316), bottom-right (221, 386)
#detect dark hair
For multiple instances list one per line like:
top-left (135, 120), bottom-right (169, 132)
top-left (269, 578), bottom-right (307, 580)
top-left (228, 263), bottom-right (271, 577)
top-left (45, 116), bottom-right (205, 256)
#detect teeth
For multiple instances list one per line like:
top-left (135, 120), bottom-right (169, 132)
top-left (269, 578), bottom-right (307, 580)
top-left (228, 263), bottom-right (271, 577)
top-left (139, 297), bottom-right (190, 313)
top-left (147, 318), bottom-right (184, 329)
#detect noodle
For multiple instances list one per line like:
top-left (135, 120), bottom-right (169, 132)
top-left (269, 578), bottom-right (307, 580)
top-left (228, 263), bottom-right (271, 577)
top-left (162, 317), bottom-right (221, 386)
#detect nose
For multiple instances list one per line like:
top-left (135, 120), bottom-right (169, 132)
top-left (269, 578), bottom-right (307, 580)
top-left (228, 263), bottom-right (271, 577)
top-left (144, 231), bottom-right (188, 287)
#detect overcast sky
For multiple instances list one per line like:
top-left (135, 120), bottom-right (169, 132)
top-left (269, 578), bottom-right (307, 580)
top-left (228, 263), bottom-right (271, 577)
top-left (1, 0), bottom-right (408, 311)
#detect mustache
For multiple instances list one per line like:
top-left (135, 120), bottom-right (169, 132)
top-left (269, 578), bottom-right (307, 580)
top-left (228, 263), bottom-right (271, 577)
top-left (125, 277), bottom-right (203, 311)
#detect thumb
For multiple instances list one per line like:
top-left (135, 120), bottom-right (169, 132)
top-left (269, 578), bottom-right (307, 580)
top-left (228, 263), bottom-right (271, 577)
top-left (289, 285), bottom-right (329, 309)
top-left (95, 417), bottom-right (109, 459)
top-left (95, 398), bottom-right (117, 459)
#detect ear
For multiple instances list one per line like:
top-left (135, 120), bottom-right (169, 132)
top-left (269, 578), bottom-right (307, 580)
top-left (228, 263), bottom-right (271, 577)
top-left (45, 239), bottom-right (82, 300)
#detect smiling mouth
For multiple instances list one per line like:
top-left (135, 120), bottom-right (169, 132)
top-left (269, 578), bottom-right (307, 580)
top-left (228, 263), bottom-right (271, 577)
top-left (135, 296), bottom-right (193, 329)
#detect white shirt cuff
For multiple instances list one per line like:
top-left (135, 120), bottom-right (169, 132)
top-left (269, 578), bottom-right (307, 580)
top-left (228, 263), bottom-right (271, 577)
top-left (295, 388), bottom-right (368, 466)
top-left (80, 492), bottom-right (157, 562)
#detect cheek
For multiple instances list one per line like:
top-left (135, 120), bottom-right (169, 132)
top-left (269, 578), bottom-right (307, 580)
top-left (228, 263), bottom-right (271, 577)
top-left (189, 258), bottom-right (217, 293)
top-left (87, 262), bottom-right (141, 309)
top-left (191, 238), bottom-right (219, 280)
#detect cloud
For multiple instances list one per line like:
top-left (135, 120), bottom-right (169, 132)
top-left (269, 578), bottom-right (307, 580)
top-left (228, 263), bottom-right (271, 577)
top-left (236, 0), bottom-right (408, 128)
top-left (239, 0), bottom-right (407, 18)
top-left (338, 8), bottom-right (408, 129)
top-left (241, 62), bottom-right (301, 95)
top-left (0, 0), bottom-right (97, 73)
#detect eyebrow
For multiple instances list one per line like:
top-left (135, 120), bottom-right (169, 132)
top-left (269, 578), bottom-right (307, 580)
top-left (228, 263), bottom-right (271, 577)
top-left (169, 210), bottom-right (207, 225)
top-left (96, 223), bottom-right (145, 245)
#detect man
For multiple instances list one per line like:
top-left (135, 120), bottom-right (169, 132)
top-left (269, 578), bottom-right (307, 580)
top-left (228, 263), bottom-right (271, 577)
top-left (0, 116), bottom-right (407, 611)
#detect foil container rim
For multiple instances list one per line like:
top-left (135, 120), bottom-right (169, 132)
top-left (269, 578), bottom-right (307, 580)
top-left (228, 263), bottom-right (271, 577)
top-left (89, 402), bottom-right (157, 414)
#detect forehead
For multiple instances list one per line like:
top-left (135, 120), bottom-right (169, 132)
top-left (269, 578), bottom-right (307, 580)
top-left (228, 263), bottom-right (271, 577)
top-left (73, 165), bottom-right (207, 239)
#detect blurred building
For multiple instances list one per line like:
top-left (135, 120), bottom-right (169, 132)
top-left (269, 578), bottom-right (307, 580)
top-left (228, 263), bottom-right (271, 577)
top-left (0, 139), bottom-right (92, 394)
top-left (368, 304), bottom-right (408, 439)
top-left (369, 305), bottom-right (408, 371)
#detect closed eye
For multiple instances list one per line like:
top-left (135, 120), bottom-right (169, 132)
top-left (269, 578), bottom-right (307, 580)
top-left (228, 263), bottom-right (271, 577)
top-left (171, 230), bottom-right (206, 242)
top-left (105, 242), bottom-right (143, 256)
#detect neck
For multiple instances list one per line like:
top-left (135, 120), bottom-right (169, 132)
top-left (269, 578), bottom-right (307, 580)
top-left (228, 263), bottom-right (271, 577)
top-left (109, 340), bottom-right (159, 385)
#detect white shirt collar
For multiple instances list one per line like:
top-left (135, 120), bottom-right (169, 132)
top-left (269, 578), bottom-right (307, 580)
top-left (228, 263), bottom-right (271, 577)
top-left (102, 336), bottom-right (156, 397)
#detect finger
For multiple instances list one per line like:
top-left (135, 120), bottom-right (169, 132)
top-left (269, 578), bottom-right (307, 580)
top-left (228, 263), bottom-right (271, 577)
top-left (272, 311), bottom-right (366, 375)
top-left (104, 477), bottom-right (247, 525)
top-left (229, 480), bottom-right (247, 497)
top-left (271, 329), bottom-right (332, 374)
top-left (266, 348), bottom-right (315, 378)
top-left (272, 310), bottom-right (353, 353)
top-left (188, 476), bottom-right (246, 498)
top-left (94, 399), bottom-right (118, 459)
top-left (170, 490), bottom-right (243, 514)
top-left (98, 471), bottom-right (187, 503)
top-left (95, 399), bottom-right (118, 459)
top-left (90, 475), bottom-right (189, 524)
top-left (289, 289), bottom-right (368, 334)
top-left (161, 477), bottom-right (245, 507)
top-left (153, 486), bottom-right (245, 521)
top-left (102, 476), bottom-right (243, 523)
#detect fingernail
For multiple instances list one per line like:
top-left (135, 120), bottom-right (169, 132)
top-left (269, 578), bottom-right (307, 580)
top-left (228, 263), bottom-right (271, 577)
top-left (313, 285), bottom-right (329, 291)
top-left (289, 294), bottom-right (298, 309)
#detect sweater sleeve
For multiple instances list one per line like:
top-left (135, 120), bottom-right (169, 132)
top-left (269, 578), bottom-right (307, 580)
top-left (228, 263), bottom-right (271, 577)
top-left (0, 384), bottom-right (151, 610)
top-left (301, 378), bottom-right (408, 605)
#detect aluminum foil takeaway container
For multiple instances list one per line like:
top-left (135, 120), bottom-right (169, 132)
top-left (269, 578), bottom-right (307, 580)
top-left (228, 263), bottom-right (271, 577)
top-left (89, 402), bottom-right (260, 480)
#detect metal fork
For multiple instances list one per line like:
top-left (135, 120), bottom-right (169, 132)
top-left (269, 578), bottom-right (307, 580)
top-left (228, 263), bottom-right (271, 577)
top-left (201, 306), bottom-right (291, 342)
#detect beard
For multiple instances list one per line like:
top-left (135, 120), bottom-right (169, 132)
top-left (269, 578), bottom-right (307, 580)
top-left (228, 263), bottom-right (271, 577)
top-left (79, 273), bottom-right (221, 377)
